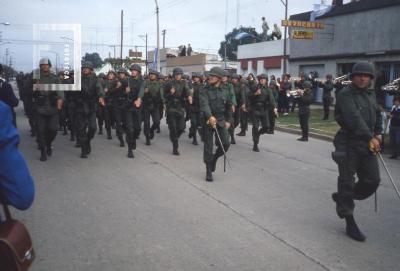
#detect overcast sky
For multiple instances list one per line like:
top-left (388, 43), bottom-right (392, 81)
top-left (0, 0), bottom-right (331, 72)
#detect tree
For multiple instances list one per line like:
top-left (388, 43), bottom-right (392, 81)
top-left (218, 27), bottom-right (260, 61)
top-left (82, 52), bottom-right (103, 69)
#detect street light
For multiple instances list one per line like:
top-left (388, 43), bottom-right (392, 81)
top-left (139, 34), bottom-right (148, 74)
top-left (154, 0), bottom-right (160, 73)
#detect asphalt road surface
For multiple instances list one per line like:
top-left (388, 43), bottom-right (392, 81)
top-left (11, 105), bottom-right (400, 271)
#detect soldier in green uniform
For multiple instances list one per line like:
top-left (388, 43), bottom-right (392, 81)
top-left (164, 67), bottom-right (192, 155)
top-left (319, 74), bottom-right (334, 120)
top-left (296, 81), bottom-right (313, 142)
top-left (188, 72), bottom-right (203, 145)
top-left (230, 74), bottom-right (247, 140)
top-left (75, 61), bottom-right (105, 158)
top-left (96, 72), bottom-right (107, 135)
top-left (157, 74), bottom-right (167, 133)
top-left (104, 70), bottom-right (120, 140)
top-left (140, 69), bottom-right (164, 146)
top-left (200, 67), bottom-right (233, 182)
top-left (125, 64), bottom-right (144, 158)
top-left (32, 58), bottom-right (64, 161)
top-left (248, 74), bottom-right (277, 152)
top-left (221, 70), bottom-right (237, 144)
top-left (332, 62), bottom-right (382, 242)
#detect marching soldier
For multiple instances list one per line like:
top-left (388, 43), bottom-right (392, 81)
top-left (296, 81), bottom-right (313, 142)
top-left (268, 79), bottom-right (280, 133)
top-left (188, 72), bottom-right (203, 145)
top-left (332, 62), bottom-right (382, 242)
top-left (75, 61), bottom-right (105, 158)
top-left (32, 58), bottom-right (64, 161)
top-left (319, 74), bottom-right (334, 120)
top-left (221, 70), bottom-right (237, 144)
top-left (125, 64), bottom-right (144, 158)
top-left (230, 74), bottom-right (246, 139)
top-left (200, 67), bottom-right (233, 182)
top-left (164, 67), bottom-right (192, 155)
top-left (96, 72), bottom-right (107, 135)
top-left (104, 70), bottom-right (119, 140)
top-left (248, 74), bottom-right (277, 152)
top-left (140, 69), bottom-right (163, 146)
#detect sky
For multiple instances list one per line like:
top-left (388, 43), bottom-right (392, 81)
top-left (0, 0), bottom-right (331, 72)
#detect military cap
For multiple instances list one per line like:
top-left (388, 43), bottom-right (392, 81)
top-left (148, 69), bottom-right (159, 76)
top-left (117, 67), bottom-right (128, 74)
top-left (192, 72), bottom-right (202, 78)
top-left (173, 67), bottom-right (184, 75)
top-left (98, 72), bottom-right (106, 78)
top-left (350, 61), bottom-right (375, 79)
top-left (257, 73), bottom-right (268, 80)
top-left (222, 70), bottom-right (231, 77)
top-left (231, 73), bottom-right (240, 79)
top-left (107, 70), bottom-right (117, 76)
top-left (208, 67), bottom-right (225, 78)
top-left (39, 57), bottom-right (52, 66)
top-left (82, 61), bottom-right (94, 70)
top-left (129, 64), bottom-right (142, 72)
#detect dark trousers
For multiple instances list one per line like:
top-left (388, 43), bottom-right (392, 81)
top-left (67, 106), bottom-right (76, 137)
top-left (125, 108), bottom-right (141, 149)
top-left (189, 111), bottom-right (200, 136)
top-left (203, 124), bottom-right (230, 163)
top-left (252, 113), bottom-right (269, 144)
top-left (75, 111), bottom-right (97, 147)
top-left (36, 113), bottom-right (59, 149)
top-left (167, 112), bottom-right (185, 143)
top-left (113, 106), bottom-right (126, 139)
top-left (299, 113), bottom-right (309, 139)
top-left (390, 127), bottom-right (400, 156)
top-left (97, 105), bottom-right (105, 130)
top-left (143, 108), bottom-right (160, 138)
top-left (332, 140), bottom-right (381, 218)
top-left (268, 109), bottom-right (276, 132)
top-left (240, 110), bottom-right (248, 132)
top-left (323, 97), bottom-right (331, 119)
top-left (104, 104), bottom-right (114, 136)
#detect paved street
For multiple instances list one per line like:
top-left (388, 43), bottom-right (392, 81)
top-left (13, 106), bottom-right (400, 271)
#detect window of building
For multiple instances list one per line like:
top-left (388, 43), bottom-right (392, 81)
top-left (337, 63), bottom-right (355, 76)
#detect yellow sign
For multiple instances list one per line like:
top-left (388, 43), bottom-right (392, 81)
top-left (292, 30), bottom-right (315, 40)
top-left (282, 20), bottom-right (325, 29)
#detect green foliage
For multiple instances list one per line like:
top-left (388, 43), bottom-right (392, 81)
top-left (82, 52), bottom-right (103, 69)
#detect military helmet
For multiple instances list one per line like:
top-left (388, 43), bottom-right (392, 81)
top-left (208, 67), bottom-right (225, 78)
top-left (173, 67), bottom-right (184, 75)
top-left (158, 74), bottom-right (165, 80)
top-left (148, 69), bottom-right (159, 76)
top-left (231, 73), bottom-right (240, 80)
top-left (192, 72), bottom-right (202, 78)
top-left (129, 64), bottom-right (142, 73)
top-left (82, 61), bottom-right (94, 70)
top-left (222, 70), bottom-right (231, 77)
top-left (257, 73), bottom-right (268, 80)
top-left (39, 57), bottom-right (52, 67)
top-left (303, 81), bottom-right (313, 89)
top-left (98, 72), bottom-right (106, 78)
top-left (107, 70), bottom-right (117, 76)
top-left (350, 61), bottom-right (375, 79)
top-left (117, 67), bottom-right (128, 74)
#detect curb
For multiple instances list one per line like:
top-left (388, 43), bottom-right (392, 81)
top-left (275, 125), bottom-right (334, 142)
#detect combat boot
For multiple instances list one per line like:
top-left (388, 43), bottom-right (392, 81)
top-left (345, 215), bottom-right (366, 242)
top-left (98, 127), bottom-right (103, 135)
top-left (145, 137), bottom-right (151, 146)
top-left (118, 136), bottom-right (125, 147)
top-left (127, 148), bottom-right (134, 158)
top-left (80, 146), bottom-right (88, 159)
top-left (230, 134), bottom-right (236, 145)
top-left (87, 141), bottom-right (91, 154)
top-left (192, 135), bottom-right (198, 146)
top-left (70, 132), bottom-right (75, 142)
top-left (173, 140), bottom-right (180, 156)
top-left (253, 143), bottom-right (260, 152)
top-left (206, 163), bottom-right (213, 182)
top-left (236, 130), bottom-right (246, 136)
top-left (46, 144), bottom-right (52, 156)
top-left (107, 129), bottom-right (112, 140)
top-left (40, 149), bottom-right (47, 162)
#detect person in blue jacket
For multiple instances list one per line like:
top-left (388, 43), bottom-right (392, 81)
top-left (0, 100), bottom-right (34, 218)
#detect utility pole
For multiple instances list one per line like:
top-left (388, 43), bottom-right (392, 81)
top-left (5, 48), bottom-right (9, 67)
top-left (224, 0), bottom-right (228, 69)
top-left (120, 10), bottom-right (124, 63)
top-left (162, 29), bottom-right (166, 49)
top-left (281, 0), bottom-right (289, 75)
top-left (236, 0), bottom-right (240, 27)
top-left (155, 0), bottom-right (160, 73)
top-left (145, 34), bottom-right (148, 74)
